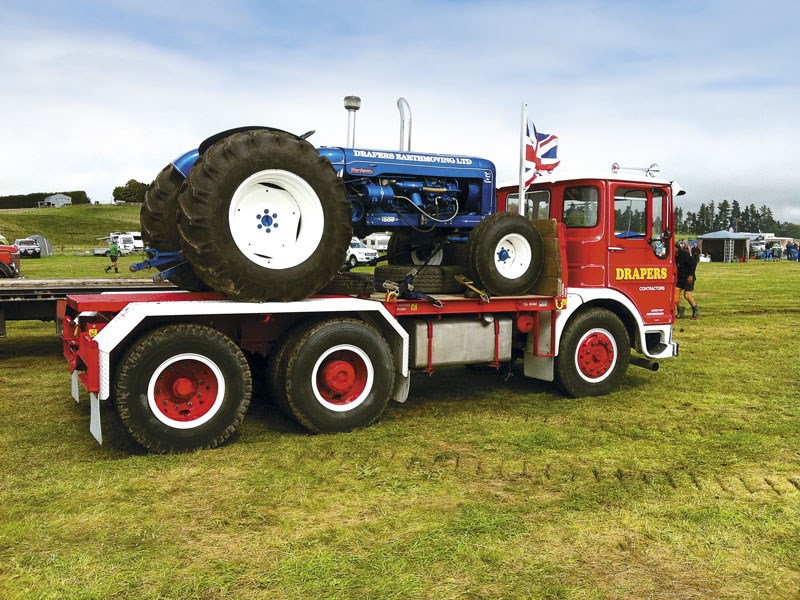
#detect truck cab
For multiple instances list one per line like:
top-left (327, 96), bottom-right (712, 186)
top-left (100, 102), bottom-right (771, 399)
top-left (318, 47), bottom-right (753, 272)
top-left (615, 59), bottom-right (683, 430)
top-left (497, 171), bottom-right (680, 371)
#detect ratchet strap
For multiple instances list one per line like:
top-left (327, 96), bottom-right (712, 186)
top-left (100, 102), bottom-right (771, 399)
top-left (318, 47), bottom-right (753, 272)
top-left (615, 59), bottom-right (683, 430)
top-left (455, 275), bottom-right (490, 303)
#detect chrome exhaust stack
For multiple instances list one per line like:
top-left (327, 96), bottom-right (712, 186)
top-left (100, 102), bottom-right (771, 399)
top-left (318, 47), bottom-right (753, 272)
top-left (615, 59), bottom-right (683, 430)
top-left (344, 95), bottom-right (361, 148)
top-left (397, 97), bottom-right (412, 151)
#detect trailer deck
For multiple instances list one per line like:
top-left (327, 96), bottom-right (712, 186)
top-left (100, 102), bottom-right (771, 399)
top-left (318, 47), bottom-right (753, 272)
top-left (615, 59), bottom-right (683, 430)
top-left (0, 278), bottom-right (175, 336)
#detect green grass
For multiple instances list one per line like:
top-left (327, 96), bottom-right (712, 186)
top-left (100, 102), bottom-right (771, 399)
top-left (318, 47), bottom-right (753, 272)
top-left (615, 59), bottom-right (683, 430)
top-left (0, 204), bottom-right (141, 249)
top-left (0, 204), bottom-right (148, 279)
top-left (1, 260), bottom-right (799, 598)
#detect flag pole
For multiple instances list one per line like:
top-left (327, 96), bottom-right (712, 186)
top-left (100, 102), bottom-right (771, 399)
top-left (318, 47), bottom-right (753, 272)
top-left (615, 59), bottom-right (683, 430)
top-left (518, 103), bottom-right (526, 217)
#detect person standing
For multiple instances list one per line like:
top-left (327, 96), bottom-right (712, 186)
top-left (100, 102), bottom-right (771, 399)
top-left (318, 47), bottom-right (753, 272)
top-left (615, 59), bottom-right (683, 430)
top-left (105, 240), bottom-right (119, 273)
top-left (676, 242), bottom-right (699, 319)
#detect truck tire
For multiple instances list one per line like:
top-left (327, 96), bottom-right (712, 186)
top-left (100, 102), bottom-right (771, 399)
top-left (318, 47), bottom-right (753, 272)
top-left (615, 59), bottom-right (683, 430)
top-left (347, 254), bottom-right (359, 269)
top-left (467, 212), bottom-right (543, 296)
top-left (265, 322), bottom-right (317, 416)
top-left (141, 164), bottom-right (209, 291)
top-left (317, 273), bottom-right (376, 296)
top-left (114, 324), bottom-right (252, 453)
top-left (555, 308), bottom-right (630, 397)
top-left (282, 319), bottom-right (394, 433)
top-left (374, 264), bottom-right (466, 294)
top-left (0, 263), bottom-right (13, 278)
top-left (178, 130), bottom-right (352, 301)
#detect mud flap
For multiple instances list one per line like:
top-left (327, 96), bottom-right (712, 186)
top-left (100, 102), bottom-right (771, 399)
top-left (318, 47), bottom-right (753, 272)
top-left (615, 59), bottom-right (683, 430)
top-left (71, 370), bottom-right (80, 403)
top-left (90, 393), bottom-right (102, 445)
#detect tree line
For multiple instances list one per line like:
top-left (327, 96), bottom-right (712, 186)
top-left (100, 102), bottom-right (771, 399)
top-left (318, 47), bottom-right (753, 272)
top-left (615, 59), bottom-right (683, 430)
top-left (675, 199), bottom-right (799, 238)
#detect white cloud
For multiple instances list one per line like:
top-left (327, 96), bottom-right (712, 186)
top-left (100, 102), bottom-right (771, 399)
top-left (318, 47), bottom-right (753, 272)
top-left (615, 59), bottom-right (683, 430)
top-left (0, 0), bottom-right (798, 221)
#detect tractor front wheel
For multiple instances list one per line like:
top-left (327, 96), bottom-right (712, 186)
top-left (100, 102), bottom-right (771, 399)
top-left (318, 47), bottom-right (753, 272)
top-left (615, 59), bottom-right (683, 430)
top-left (467, 212), bottom-right (543, 296)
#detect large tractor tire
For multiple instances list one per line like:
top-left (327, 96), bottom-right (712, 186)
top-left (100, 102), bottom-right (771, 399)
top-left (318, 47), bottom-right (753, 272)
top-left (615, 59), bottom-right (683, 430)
top-left (178, 130), bottom-right (352, 302)
top-left (114, 324), bottom-right (252, 453)
top-left (467, 212), bottom-right (543, 296)
top-left (280, 319), bottom-right (394, 433)
top-left (140, 164), bottom-right (208, 291)
top-left (555, 308), bottom-right (631, 397)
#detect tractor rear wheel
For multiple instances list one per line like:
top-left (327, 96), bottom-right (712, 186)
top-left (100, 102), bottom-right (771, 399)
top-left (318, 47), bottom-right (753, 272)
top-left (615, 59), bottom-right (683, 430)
top-left (178, 130), bottom-right (352, 301)
top-left (467, 213), bottom-right (543, 296)
top-left (114, 324), bottom-right (252, 453)
top-left (141, 164), bottom-right (208, 291)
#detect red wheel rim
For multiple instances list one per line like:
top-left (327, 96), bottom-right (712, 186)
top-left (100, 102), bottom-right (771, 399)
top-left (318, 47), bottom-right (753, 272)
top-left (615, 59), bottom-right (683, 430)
top-left (315, 348), bottom-right (369, 407)
top-left (576, 329), bottom-right (616, 381)
top-left (311, 344), bottom-right (374, 412)
top-left (152, 358), bottom-right (220, 422)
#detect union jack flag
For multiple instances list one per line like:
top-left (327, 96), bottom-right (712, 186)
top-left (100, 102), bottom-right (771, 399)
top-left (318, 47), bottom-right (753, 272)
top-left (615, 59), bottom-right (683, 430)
top-left (524, 117), bottom-right (560, 189)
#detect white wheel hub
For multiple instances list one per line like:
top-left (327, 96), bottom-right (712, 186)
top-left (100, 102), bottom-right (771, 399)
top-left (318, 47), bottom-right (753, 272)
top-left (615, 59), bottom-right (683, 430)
top-left (493, 233), bottom-right (531, 279)
top-left (228, 169), bottom-right (325, 270)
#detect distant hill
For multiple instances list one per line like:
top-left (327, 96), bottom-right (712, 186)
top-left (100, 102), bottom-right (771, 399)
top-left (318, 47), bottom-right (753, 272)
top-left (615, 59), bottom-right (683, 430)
top-left (0, 204), bottom-right (141, 247)
top-left (0, 191), bottom-right (91, 209)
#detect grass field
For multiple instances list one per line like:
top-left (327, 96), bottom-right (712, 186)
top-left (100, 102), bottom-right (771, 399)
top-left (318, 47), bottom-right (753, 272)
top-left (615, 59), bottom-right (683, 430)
top-left (0, 204), bottom-right (141, 250)
top-left (0, 259), bottom-right (798, 598)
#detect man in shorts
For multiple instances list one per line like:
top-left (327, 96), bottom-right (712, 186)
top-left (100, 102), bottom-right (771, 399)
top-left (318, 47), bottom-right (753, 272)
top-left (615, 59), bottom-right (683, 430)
top-left (105, 240), bottom-right (119, 273)
top-left (675, 242), bottom-right (699, 319)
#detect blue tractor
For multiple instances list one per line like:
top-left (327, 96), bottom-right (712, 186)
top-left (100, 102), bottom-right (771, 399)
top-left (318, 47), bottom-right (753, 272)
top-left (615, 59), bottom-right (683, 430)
top-left (140, 102), bottom-right (543, 302)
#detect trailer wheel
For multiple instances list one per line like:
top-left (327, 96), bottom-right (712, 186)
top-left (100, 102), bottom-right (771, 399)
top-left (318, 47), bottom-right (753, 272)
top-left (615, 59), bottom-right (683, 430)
top-left (114, 324), bottom-right (252, 453)
top-left (374, 264), bottom-right (466, 294)
top-left (265, 322), bottom-right (316, 416)
top-left (283, 319), bottom-right (394, 433)
top-left (178, 130), bottom-right (352, 301)
top-left (555, 308), bottom-right (630, 397)
top-left (140, 163), bottom-right (208, 291)
top-left (467, 213), bottom-right (543, 296)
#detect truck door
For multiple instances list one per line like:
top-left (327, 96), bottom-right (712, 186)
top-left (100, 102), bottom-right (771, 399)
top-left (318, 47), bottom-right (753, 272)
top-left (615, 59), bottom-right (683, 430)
top-left (606, 185), bottom-right (672, 325)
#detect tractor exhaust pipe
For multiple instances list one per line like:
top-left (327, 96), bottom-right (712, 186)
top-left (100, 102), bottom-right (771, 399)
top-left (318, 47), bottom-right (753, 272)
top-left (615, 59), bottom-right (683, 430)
top-left (629, 356), bottom-right (659, 372)
top-left (344, 95), bottom-right (361, 148)
top-left (398, 97), bottom-right (412, 151)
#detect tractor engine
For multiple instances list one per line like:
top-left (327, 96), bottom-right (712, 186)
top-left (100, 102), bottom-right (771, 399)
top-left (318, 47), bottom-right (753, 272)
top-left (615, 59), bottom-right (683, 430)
top-left (317, 147), bottom-right (497, 235)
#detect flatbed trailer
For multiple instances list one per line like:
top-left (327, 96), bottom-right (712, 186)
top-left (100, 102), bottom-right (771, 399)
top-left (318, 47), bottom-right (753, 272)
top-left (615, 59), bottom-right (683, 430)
top-left (0, 278), bottom-right (175, 336)
top-left (63, 288), bottom-right (568, 453)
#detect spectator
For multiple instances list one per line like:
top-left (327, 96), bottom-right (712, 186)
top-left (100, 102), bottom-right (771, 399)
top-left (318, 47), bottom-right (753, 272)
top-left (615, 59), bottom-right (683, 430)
top-left (675, 242), bottom-right (699, 319)
top-left (105, 241), bottom-right (119, 274)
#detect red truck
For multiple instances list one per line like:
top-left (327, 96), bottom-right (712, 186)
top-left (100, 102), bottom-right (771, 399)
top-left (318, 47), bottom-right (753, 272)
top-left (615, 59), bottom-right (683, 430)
top-left (62, 168), bottom-right (682, 454)
top-left (0, 244), bottom-right (21, 279)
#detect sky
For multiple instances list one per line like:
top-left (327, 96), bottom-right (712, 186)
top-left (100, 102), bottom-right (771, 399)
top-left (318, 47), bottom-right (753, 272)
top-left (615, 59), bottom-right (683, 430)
top-left (0, 0), bottom-right (798, 222)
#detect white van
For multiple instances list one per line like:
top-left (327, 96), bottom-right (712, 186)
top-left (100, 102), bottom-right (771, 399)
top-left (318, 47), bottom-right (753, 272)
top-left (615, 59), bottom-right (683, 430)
top-left (111, 233), bottom-right (136, 255)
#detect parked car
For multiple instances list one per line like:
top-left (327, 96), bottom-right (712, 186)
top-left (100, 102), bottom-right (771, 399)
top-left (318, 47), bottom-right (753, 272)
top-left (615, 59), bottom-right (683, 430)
top-left (14, 238), bottom-right (41, 258)
top-left (346, 237), bottom-right (379, 268)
